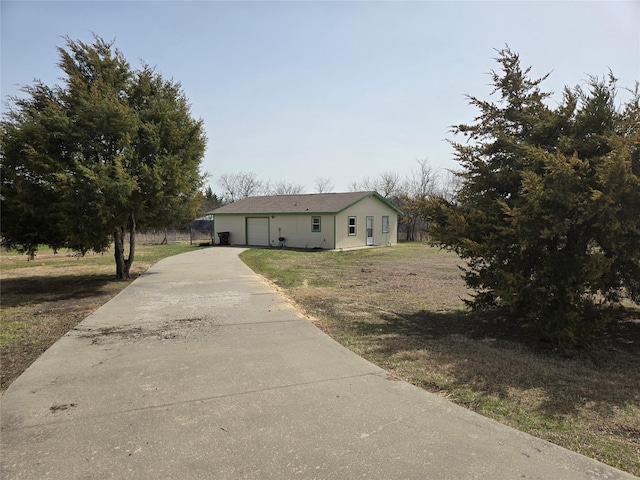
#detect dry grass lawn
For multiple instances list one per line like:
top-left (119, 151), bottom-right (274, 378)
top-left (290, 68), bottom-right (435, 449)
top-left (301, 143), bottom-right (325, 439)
top-left (240, 243), bottom-right (640, 476)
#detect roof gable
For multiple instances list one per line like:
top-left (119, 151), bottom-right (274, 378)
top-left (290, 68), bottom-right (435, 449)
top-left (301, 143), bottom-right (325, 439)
top-left (209, 191), bottom-right (402, 215)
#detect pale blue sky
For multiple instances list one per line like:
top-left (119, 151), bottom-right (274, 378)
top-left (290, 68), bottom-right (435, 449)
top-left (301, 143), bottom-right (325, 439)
top-left (2, 1), bottom-right (639, 193)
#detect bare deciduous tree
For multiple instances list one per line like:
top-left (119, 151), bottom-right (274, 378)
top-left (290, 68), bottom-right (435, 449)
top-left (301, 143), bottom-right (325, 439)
top-left (356, 176), bottom-right (377, 192)
top-left (217, 171), bottom-right (265, 203)
top-left (407, 158), bottom-right (438, 199)
top-left (400, 159), bottom-right (439, 242)
top-left (347, 181), bottom-right (361, 192)
top-left (349, 171), bottom-right (405, 198)
top-left (377, 171), bottom-right (405, 199)
top-left (269, 180), bottom-right (305, 195)
top-left (439, 169), bottom-right (463, 203)
top-left (313, 176), bottom-right (334, 193)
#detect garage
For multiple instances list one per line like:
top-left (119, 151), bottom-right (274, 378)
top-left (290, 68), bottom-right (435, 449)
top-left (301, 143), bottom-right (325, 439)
top-left (210, 191), bottom-right (401, 249)
top-left (247, 217), bottom-right (269, 246)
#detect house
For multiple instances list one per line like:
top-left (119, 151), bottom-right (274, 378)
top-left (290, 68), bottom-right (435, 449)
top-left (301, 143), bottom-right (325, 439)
top-left (208, 191), bottom-right (401, 250)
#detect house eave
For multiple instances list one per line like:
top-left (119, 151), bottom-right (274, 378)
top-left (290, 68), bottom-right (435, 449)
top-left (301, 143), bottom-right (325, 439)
top-left (336, 191), bottom-right (403, 215)
top-left (206, 191), bottom-right (403, 216)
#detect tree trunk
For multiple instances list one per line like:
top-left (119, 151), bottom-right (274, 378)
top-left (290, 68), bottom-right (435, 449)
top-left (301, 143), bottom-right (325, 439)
top-left (124, 214), bottom-right (136, 278)
top-left (113, 214), bottom-right (136, 279)
top-left (114, 227), bottom-right (126, 279)
top-left (406, 220), bottom-right (416, 242)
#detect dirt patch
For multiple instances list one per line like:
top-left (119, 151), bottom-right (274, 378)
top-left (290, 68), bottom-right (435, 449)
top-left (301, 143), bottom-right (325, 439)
top-left (74, 316), bottom-right (219, 344)
top-left (50, 402), bottom-right (77, 412)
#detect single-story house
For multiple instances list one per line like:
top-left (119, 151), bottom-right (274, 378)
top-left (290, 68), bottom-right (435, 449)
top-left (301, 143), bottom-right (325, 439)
top-left (208, 191), bottom-right (402, 250)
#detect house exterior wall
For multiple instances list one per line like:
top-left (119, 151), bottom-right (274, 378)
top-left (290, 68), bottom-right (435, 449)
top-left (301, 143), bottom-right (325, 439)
top-left (213, 214), bottom-right (337, 249)
top-left (212, 195), bottom-right (398, 249)
top-left (213, 215), bottom-right (249, 245)
top-left (335, 196), bottom-right (398, 249)
top-left (268, 214), bottom-right (335, 249)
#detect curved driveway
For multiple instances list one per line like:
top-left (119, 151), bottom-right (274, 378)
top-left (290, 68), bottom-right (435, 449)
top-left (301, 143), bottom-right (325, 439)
top-left (1, 247), bottom-right (635, 479)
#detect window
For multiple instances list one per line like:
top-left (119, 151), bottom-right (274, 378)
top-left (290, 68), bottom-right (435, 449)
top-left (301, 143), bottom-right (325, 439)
top-left (348, 216), bottom-right (356, 236)
top-left (311, 216), bottom-right (321, 232)
top-left (382, 216), bottom-right (390, 233)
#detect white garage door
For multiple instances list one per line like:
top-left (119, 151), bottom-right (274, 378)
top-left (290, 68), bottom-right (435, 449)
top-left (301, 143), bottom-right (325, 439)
top-left (247, 217), bottom-right (269, 246)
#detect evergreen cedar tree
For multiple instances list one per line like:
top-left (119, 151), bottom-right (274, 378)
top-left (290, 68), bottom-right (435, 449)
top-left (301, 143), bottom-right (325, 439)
top-left (424, 48), bottom-right (640, 345)
top-left (1, 36), bottom-right (207, 278)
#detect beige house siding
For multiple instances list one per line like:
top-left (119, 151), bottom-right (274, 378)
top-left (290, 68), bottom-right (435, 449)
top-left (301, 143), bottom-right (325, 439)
top-left (268, 214), bottom-right (335, 249)
top-left (211, 192), bottom-right (399, 250)
top-left (335, 196), bottom-right (398, 249)
top-left (214, 215), bottom-right (246, 245)
top-left (214, 214), bottom-right (337, 249)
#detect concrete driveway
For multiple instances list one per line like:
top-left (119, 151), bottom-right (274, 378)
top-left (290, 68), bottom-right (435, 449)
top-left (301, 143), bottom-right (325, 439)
top-left (1, 247), bottom-right (635, 479)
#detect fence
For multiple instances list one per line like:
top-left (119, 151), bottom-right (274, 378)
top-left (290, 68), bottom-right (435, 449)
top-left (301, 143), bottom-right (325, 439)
top-left (136, 219), bottom-right (214, 246)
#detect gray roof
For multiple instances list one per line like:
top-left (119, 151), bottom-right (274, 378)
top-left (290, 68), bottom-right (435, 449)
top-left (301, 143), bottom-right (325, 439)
top-left (209, 191), bottom-right (402, 215)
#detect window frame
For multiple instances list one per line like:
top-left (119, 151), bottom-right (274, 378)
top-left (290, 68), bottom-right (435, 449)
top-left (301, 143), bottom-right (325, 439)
top-left (382, 215), bottom-right (390, 234)
top-left (348, 216), bottom-right (357, 236)
top-left (311, 216), bottom-right (321, 233)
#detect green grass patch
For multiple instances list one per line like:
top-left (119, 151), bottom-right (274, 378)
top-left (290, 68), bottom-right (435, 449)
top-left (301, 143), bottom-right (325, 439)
top-left (239, 249), bottom-right (307, 287)
top-left (0, 321), bottom-right (27, 347)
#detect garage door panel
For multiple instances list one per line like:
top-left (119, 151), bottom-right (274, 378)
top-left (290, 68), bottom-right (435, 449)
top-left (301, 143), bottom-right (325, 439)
top-left (247, 217), bottom-right (269, 246)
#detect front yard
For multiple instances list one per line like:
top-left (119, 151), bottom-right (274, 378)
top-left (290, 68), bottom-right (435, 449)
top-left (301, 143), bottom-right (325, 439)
top-left (240, 243), bottom-right (640, 476)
